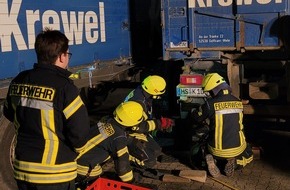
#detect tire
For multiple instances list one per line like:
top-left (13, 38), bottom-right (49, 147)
top-left (0, 115), bottom-right (17, 190)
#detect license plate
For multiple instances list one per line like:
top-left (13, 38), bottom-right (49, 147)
top-left (176, 84), bottom-right (206, 97)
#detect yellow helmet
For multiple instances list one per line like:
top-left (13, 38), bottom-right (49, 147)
top-left (141, 75), bottom-right (166, 96)
top-left (114, 101), bottom-right (144, 127)
top-left (202, 73), bottom-right (226, 92)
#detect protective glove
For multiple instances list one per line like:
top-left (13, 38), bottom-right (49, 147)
top-left (160, 117), bottom-right (175, 131)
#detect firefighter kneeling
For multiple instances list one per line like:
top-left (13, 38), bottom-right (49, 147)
top-left (190, 73), bottom-right (253, 178)
top-left (76, 101), bottom-right (170, 188)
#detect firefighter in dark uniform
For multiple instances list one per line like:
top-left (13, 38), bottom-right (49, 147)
top-left (76, 101), bottom-right (147, 185)
top-left (125, 106), bottom-right (173, 169)
top-left (191, 73), bottom-right (253, 178)
top-left (124, 75), bottom-right (167, 119)
top-left (124, 75), bottom-right (174, 166)
top-left (3, 29), bottom-right (90, 190)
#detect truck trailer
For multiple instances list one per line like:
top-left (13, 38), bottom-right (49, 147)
top-left (161, 0), bottom-right (290, 119)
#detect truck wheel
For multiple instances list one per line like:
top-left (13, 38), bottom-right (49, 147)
top-left (0, 115), bottom-right (17, 190)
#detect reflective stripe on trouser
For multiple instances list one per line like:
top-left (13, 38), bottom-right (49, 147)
top-left (237, 155), bottom-right (253, 167)
top-left (208, 142), bottom-right (247, 158)
top-left (119, 170), bottom-right (133, 182)
top-left (236, 143), bottom-right (253, 167)
top-left (14, 159), bottom-right (77, 183)
top-left (14, 169), bottom-right (77, 184)
top-left (77, 164), bottom-right (103, 177)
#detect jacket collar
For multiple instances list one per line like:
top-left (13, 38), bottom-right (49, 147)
top-left (33, 63), bottom-right (72, 78)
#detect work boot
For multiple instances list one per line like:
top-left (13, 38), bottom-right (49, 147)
top-left (205, 154), bottom-right (220, 178)
top-left (224, 158), bottom-right (236, 177)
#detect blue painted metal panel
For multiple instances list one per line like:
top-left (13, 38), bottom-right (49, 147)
top-left (236, 0), bottom-right (288, 13)
top-left (162, 0), bottom-right (290, 60)
top-left (162, 0), bottom-right (188, 60)
top-left (0, 0), bottom-right (131, 79)
top-left (239, 13), bottom-right (280, 47)
top-left (189, 6), bottom-right (235, 49)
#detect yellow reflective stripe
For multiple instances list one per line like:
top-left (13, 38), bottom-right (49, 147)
top-left (41, 110), bottom-right (58, 165)
top-left (14, 170), bottom-right (76, 184)
top-left (147, 120), bottom-right (156, 131)
top-left (117, 147), bottom-right (128, 157)
top-left (90, 165), bottom-right (103, 177)
top-left (215, 114), bottom-right (219, 148)
top-left (215, 114), bottom-right (223, 149)
top-left (104, 156), bottom-right (111, 162)
top-left (239, 112), bottom-right (244, 130)
top-left (143, 111), bottom-right (148, 120)
top-left (77, 164), bottom-right (103, 177)
top-left (119, 170), bottom-right (133, 182)
top-left (77, 164), bottom-right (90, 176)
top-left (237, 155), bottom-right (253, 166)
top-left (76, 134), bottom-right (105, 159)
top-left (208, 142), bottom-right (247, 158)
top-left (129, 155), bottom-right (145, 167)
top-left (239, 131), bottom-right (246, 151)
top-left (63, 96), bottom-right (83, 119)
top-left (14, 159), bottom-right (77, 173)
top-left (129, 133), bottom-right (148, 142)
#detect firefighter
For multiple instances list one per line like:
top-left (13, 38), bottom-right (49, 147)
top-left (3, 29), bottom-right (90, 190)
top-left (125, 75), bottom-right (167, 119)
top-left (124, 75), bottom-right (175, 144)
top-left (123, 75), bottom-right (174, 172)
top-left (76, 101), bottom-right (148, 186)
top-left (191, 73), bottom-right (253, 178)
top-left (125, 105), bottom-right (174, 171)
top-left (125, 75), bottom-right (166, 119)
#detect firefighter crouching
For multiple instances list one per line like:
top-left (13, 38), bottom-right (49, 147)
top-left (126, 103), bottom-right (174, 170)
top-left (124, 75), bottom-right (174, 169)
top-left (190, 73), bottom-right (253, 178)
top-left (124, 75), bottom-right (175, 142)
top-left (76, 101), bottom-right (154, 186)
